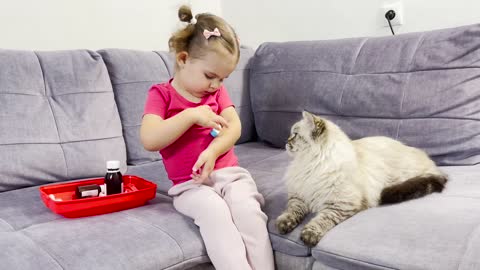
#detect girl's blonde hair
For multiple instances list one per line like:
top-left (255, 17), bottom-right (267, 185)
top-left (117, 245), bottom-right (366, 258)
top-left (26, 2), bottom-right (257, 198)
top-left (169, 5), bottom-right (240, 62)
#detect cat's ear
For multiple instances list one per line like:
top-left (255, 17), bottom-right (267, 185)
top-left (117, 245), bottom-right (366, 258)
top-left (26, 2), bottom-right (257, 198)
top-left (303, 111), bottom-right (326, 139)
top-left (302, 111), bottom-right (316, 126)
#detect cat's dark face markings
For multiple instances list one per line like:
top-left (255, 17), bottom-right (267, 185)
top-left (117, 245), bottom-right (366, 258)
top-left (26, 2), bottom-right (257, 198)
top-left (286, 126), bottom-right (306, 153)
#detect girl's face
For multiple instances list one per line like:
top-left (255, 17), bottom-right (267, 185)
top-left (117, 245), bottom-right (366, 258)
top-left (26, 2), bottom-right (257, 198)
top-left (175, 48), bottom-right (237, 98)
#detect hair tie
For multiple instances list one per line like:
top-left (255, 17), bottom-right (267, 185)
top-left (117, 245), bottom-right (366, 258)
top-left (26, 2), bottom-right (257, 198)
top-left (190, 18), bottom-right (197, 25)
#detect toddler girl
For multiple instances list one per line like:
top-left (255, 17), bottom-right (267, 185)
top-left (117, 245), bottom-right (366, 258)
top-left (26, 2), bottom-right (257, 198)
top-left (140, 5), bottom-right (274, 270)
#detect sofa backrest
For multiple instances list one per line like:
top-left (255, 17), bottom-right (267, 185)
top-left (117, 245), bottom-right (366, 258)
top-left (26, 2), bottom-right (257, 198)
top-left (0, 50), bottom-right (126, 192)
top-left (99, 48), bottom-right (256, 166)
top-left (250, 23), bottom-right (480, 166)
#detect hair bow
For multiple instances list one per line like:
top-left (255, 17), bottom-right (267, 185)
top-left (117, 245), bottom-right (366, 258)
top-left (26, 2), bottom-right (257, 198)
top-left (203, 28), bottom-right (221, 40)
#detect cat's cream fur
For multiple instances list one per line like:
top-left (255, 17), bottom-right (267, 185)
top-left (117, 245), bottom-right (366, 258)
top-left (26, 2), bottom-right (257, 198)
top-left (276, 111), bottom-right (447, 247)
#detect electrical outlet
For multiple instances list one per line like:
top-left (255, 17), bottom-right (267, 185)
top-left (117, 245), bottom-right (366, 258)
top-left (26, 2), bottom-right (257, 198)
top-left (382, 1), bottom-right (404, 27)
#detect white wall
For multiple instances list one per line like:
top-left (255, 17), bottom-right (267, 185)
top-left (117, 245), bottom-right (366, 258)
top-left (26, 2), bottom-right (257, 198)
top-left (2, 1), bottom-right (479, 51)
top-left (0, 0), bottom-right (221, 50)
top-left (222, 0), bottom-right (480, 49)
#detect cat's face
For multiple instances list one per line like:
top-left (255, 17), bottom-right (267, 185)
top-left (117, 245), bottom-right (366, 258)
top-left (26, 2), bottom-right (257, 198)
top-left (286, 111), bottom-right (327, 156)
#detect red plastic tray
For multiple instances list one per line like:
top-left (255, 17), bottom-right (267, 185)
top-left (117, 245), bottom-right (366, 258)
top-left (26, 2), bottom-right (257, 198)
top-left (39, 175), bottom-right (157, 218)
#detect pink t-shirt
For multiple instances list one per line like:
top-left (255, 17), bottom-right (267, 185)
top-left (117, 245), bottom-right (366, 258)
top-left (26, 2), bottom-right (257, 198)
top-left (143, 79), bottom-right (239, 185)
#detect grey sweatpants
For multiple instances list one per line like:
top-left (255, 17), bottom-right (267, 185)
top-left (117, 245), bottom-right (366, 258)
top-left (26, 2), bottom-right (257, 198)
top-left (168, 166), bottom-right (275, 270)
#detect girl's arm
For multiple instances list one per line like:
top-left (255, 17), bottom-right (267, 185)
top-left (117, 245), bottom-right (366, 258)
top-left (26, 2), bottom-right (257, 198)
top-left (141, 105), bottom-right (229, 152)
top-left (191, 106), bottom-right (241, 182)
top-left (140, 109), bottom-right (196, 151)
top-left (206, 106), bottom-right (241, 158)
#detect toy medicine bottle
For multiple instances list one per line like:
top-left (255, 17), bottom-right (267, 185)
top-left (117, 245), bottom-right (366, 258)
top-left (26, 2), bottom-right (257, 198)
top-left (105, 160), bottom-right (123, 195)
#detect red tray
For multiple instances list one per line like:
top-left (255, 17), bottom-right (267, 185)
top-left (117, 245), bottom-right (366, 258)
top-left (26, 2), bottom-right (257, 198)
top-left (39, 175), bottom-right (157, 218)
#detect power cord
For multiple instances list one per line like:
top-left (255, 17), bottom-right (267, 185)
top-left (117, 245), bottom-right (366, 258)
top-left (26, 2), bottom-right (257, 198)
top-left (385, 10), bottom-right (396, 35)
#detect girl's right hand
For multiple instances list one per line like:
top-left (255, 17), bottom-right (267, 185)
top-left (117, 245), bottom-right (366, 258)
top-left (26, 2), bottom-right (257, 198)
top-left (189, 105), bottom-right (229, 129)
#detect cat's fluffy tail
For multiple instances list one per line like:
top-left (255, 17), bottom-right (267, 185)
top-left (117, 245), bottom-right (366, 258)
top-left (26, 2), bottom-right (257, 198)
top-left (379, 174), bottom-right (448, 205)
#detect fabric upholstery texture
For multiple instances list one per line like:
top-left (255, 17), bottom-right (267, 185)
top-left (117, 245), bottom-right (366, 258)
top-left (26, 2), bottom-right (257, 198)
top-left (0, 49), bottom-right (126, 192)
top-left (250, 24), bottom-right (480, 166)
top-left (98, 49), bottom-right (173, 165)
top-left (312, 166), bottom-right (480, 270)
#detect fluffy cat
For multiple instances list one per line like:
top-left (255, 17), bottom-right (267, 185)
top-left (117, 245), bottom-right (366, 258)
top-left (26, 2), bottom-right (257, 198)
top-left (276, 111), bottom-right (447, 247)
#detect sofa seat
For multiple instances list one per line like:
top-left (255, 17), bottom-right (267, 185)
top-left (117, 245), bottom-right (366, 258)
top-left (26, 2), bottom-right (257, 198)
top-left (235, 144), bottom-right (480, 270)
top-left (2, 142), bottom-right (478, 270)
top-left (308, 165), bottom-right (480, 270)
top-left (0, 186), bottom-right (210, 270)
top-left (0, 142), bottom-right (285, 270)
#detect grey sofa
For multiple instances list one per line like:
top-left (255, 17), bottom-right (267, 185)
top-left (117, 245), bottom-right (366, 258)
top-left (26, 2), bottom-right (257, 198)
top-left (1, 23), bottom-right (480, 270)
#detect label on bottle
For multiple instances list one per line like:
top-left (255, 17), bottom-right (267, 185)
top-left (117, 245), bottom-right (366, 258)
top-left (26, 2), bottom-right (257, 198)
top-left (81, 189), bottom-right (99, 197)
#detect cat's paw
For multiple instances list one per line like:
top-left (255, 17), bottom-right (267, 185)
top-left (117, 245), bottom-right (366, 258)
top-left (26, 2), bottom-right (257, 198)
top-left (276, 213), bottom-right (299, 234)
top-left (300, 224), bottom-right (323, 247)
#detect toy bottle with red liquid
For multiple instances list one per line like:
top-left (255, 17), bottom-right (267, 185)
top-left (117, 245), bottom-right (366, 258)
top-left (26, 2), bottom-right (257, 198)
top-left (105, 160), bottom-right (123, 195)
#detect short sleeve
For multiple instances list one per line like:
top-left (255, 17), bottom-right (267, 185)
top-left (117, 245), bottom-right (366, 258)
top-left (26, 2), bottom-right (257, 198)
top-left (216, 85), bottom-right (235, 114)
top-left (143, 84), bottom-right (169, 119)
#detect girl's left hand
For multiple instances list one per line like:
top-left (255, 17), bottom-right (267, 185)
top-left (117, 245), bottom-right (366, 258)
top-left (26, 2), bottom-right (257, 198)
top-left (191, 149), bottom-right (217, 184)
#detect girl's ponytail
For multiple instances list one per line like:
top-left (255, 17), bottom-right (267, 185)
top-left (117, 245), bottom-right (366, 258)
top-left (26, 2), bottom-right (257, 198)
top-left (178, 5), bottom-right (193, 23)
top-left (168, 5), bottom-right (196, 53)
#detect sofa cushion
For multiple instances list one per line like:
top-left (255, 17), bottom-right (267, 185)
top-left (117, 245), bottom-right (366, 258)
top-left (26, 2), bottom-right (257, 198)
top-left (0, 185), bottom-right (62, 232)
top-left (0, 232), bottom-right (63, 270)
top-left (98, 48), bottom-right (256, 166)
top-left (0, 185), bottom-right (211, 270)
top-left (98, 49), bottom-right (173, 166)
top-left (275, 251), bottom-right (316, 270)
top-left (250, 23), bottom-right (480, 166)
top-left (312, 261), bottom-right (340, 270)
top-left (223, 47), bottom-right (257, 144)
top-left (311, 165), bottom-right (480, 270)
top-left (127, 160), bottom-right (172, 194)
top-left (0, 49), bottom-right (126, 192)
